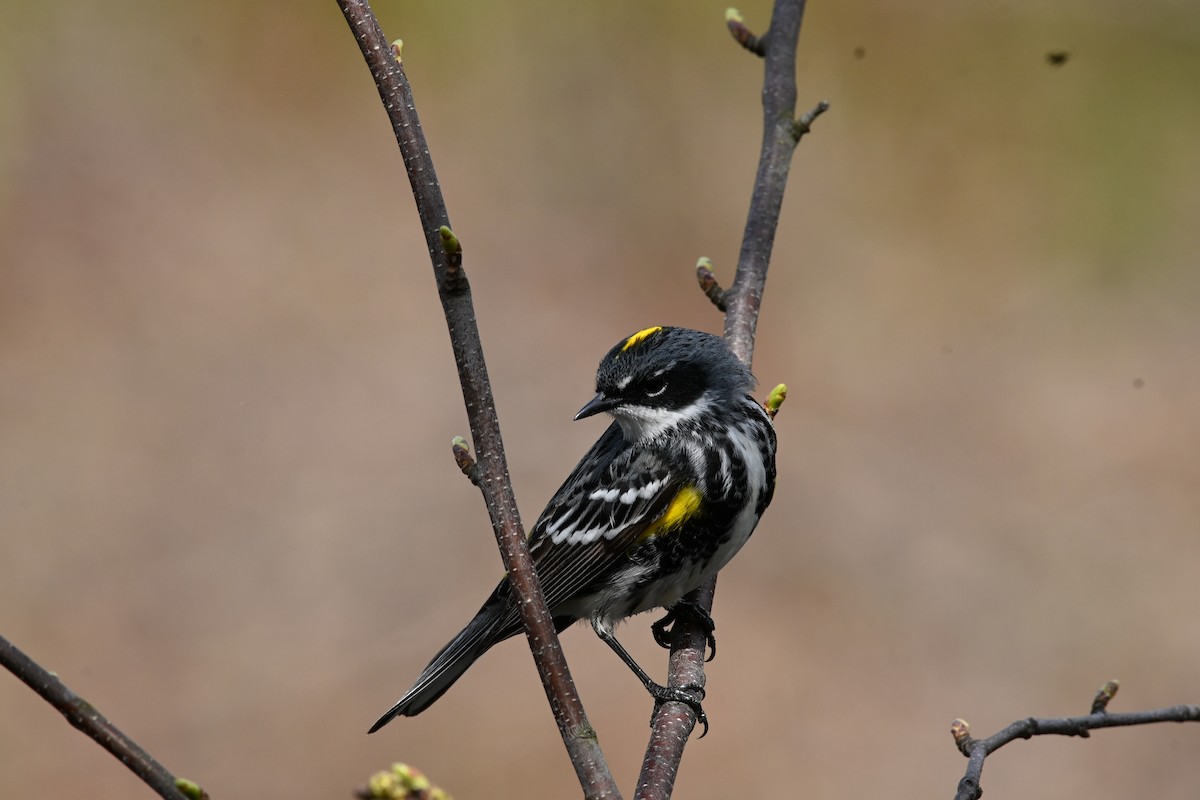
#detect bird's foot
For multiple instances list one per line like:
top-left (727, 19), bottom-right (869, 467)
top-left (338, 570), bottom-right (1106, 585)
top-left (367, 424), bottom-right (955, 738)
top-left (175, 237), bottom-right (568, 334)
top-left (651, 601), bottom-right (717, 662)
top-left (648, 681), bottom-right (709, 738)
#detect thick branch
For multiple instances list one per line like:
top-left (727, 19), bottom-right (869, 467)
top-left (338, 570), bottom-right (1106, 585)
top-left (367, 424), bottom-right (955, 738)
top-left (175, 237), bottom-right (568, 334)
top-left (951, 684), bottom-right (1200, 800)
top-left (335, 3), bottom-right (618, 797)
top-left (638, 1), bottom-right (821, 795)
top-left (0, 634), bottom-right (191, 800)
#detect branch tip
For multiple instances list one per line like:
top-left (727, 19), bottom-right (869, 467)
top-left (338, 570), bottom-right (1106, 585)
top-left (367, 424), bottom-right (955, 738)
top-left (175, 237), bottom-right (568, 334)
top-left (725, 8), bottom-right (765, 56)
top-left (1091, 679), bottom-right (1120, 714)
top-left (695, 258), bottom-right (728, 311)
top-left (792, 100), bottom-right (831, 141)
top-left (765, 384), bottom-right (787, 419)
top-left (951, 718), bottom-right (974, 754)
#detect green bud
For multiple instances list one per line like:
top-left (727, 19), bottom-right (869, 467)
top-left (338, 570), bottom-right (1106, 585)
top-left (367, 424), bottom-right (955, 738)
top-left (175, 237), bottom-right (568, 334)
top-left (766, 384), bottom-right (787, 418)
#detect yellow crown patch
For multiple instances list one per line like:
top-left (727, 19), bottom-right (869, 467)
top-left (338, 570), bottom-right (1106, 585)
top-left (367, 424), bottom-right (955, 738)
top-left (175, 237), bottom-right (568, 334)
top-left (620, 326), bottom-right (664, 352)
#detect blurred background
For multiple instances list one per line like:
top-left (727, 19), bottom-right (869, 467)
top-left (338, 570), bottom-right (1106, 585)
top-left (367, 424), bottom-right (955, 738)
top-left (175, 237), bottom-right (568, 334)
top-left (2, 1), bottom-right (1199, 798)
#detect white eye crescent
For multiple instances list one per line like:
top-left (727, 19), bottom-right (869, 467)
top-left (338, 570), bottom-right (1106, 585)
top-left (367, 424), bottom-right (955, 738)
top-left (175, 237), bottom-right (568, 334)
top-left (644, 378), bottom-right (668, 397)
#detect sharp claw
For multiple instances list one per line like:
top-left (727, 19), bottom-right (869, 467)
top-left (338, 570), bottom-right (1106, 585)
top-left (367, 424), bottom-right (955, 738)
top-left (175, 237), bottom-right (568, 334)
top-left (651, 622), bottom-right (673, 650)
top-left (651, 603), bottom-right (718, 661)
top-left (650, 611), bottom-right (675, 650)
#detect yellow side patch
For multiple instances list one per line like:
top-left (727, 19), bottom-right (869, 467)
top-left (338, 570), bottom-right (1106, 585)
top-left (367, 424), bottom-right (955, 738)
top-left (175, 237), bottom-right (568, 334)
top-left (621, 326), bottom-right (664, 352)
top-left (639, 485), bottom-right (703, 542)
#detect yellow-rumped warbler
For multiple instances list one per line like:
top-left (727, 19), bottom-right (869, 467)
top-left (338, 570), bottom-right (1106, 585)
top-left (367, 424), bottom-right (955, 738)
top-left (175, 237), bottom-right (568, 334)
top-left (370, 326), bottom-right (777, 734)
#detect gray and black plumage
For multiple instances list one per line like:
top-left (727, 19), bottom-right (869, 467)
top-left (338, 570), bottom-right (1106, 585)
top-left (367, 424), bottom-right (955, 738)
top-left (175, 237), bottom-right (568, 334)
top-left (370, 326), bottom-right (777, 734)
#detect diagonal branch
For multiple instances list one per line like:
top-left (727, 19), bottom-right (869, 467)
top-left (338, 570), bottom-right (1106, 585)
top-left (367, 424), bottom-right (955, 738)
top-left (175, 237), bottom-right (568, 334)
top-left (0, 634), bottom-right (193, 800)
top-left (950, 681), bottom-right (1200, 800)
top-left (637, 2), bottom-right (826, 795)
top-left (335, 3), bottom-right (619, 798)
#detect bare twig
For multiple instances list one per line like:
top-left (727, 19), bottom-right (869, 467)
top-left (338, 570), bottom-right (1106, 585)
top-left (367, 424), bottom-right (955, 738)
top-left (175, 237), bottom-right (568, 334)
top-left (1090, 678), bottom-right (1119, 714)
top-left (0, 634), bottom-right (192, 800)
top-left (725, 8), bottom-right (766, 57)
top-left (793, 100), bottom-right (830, 140)
top-left (637, 1), bottom-right (824, 796)
top-left (334, 3), bottom-right (618, 798)
top-left (951, 682), bottom-right (1200, 800)
top-left (695, 258), bottom-right (728, 311)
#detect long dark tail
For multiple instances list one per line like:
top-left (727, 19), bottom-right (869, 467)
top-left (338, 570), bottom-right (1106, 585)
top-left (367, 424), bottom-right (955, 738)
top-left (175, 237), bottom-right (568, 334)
top-left (369, 597), bottom-right (511, 733)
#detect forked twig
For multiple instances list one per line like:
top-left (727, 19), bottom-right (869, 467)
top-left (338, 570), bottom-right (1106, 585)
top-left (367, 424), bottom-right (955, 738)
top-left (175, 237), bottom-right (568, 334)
top-left (951, 681), bottom-right (1200, 800)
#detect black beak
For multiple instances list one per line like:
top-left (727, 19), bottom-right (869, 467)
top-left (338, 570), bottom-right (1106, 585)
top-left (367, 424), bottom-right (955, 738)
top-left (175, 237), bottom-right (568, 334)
top-left (574, 392), bottom-right (620, 421)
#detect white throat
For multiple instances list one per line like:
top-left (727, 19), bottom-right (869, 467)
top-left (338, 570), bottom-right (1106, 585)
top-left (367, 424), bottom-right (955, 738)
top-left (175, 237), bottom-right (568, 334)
top-left (609, 394), bottom-right (713, 442)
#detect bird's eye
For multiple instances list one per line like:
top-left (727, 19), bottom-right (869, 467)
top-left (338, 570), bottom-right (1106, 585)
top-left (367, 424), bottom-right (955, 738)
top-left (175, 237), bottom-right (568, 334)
top-left (643, 376), bottom-right (668, 398)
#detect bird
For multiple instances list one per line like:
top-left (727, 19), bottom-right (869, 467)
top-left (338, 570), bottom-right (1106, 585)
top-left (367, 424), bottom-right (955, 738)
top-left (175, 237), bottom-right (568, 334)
top-left (370, 326), bottom-right (777, 735)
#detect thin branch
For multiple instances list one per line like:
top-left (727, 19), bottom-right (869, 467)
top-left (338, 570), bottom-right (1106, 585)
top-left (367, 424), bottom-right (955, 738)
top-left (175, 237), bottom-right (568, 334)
top-left (724, 0), bottom-right (817, 362)
top-left (951, 682), bottom-right (1200, 800)
top-left (0, 634), bottom-right (192, 800)
top-left (638, 1), bottom-right (823, 796)
top-left (695, 258), bottom-right (728, 312)
top-left (334, 3), bottom-right (619, 798)
top-left (725, 8), bottom-right (766, 57)
top-left (793, 100), bottom-right (830, 141)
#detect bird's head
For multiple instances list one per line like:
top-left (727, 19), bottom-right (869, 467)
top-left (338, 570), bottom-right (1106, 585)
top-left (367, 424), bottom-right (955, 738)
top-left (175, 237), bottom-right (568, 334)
top-left (574, 326), bottom-right (754, 441)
